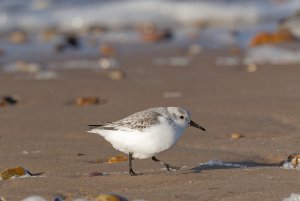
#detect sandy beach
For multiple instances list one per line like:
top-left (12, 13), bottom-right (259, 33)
top-left (1, 49), bottom-right (300, 200)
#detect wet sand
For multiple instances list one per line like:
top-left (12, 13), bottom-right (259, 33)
top-left (1, 51), bottom-right (300, 200)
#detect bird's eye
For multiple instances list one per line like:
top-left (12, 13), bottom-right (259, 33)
top-left (180, 115), bottom-right (184, 119)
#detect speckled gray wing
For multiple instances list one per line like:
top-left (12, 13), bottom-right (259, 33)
top-left (89, 109), bottom-right (163, 132)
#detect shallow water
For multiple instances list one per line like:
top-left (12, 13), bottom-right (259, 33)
top-left (0, 0), bottom-right (299, 69)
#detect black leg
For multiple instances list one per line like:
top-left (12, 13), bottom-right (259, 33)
top-left (129, 152), bottom-right (137, 176)
top-left (152, 156), bottom-right (180, 171)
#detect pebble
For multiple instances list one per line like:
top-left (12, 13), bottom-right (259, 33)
top-left (0, 167), bottom-right (29, 180)
top-left (98, 58), bottom-right (119, 70)
top-left (99, 43), bottom-right (116, 57)
top-left (0, 95), bottom-right (19, 108)
top-left (230, 133), bottom-right (243, 139)
top-left (75, 96), bottom-right (103, 106)
top-left (108, 70), bottom-right (125, 80)
top-left (21, 196), bottom-right (47, 201)
top-left (107, 155), bottom-right (128, 164)
top-left (163, 92), bottom-right (182, 99)
top-left (95, 194), bottom-right (123, 201)
top-left (8, 31), bottom-right (28, 43)
top-left (283, 153), bottom-right (300, 169)
top-left (246, 63), bottom-right (258, 73)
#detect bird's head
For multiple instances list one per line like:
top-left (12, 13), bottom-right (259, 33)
top-left (167, 107), bottom-right (206, 131)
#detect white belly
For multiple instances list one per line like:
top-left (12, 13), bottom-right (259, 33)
top-left (92, 119), bottom-right (185, 159)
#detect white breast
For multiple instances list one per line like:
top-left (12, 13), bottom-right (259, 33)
top-left (91, 117), bottom-right (186, 159)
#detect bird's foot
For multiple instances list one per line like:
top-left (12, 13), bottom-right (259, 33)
top-left (129, 168), bottom-right (142, 176)
top-left (164, 164), bottom-right (180, 171)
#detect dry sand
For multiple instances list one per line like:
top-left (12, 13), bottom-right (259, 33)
top-left (1, 51), bottom-right (300, 201)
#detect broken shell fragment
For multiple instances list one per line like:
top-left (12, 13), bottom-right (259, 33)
top-left (99, 43), bottom-right (116, 57)
top-left (0, 167), bottom-right (31, 180)
top-left (21, 196), bottom-right (47, 201)
top-left (95, 194), bottom-right (124, 201)
top-left (230, 133), bottom-right (243, 139)
top-left (288, 154), bottom-right (300, 168)
top-left (108, 70), bottom-right (125, 80)
top-left (250, 29), bottom-right (295, 47)
top-left (107, 155), bottom-right (128, 164)
top-left (0, 95), bottom-right (19, 107)
top-left (75, 96), bottom-right (106, 106)
top-left (98, 58), bottom-right (119, 70)
top-left (246, 63), bottom-right (258, 73)
top-left (89, 171), bottom-right (109, 177)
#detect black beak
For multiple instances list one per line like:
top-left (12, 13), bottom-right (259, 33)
top-left (190, 120), bottom-right (206, 131)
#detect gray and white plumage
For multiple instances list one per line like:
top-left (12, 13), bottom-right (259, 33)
top-left (87, 107), bottom-right (205, 160)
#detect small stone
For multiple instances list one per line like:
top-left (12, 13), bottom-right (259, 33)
top-left (22, 150), bottom-right (29, 155)
top-left (95, 194), bottom-right (121, 201)
top-left (0, 95), bottom-right (19, 108)
top-left (1, 167), bottom-right (27, 180)
top-left (108, 70), bottom-right (125, 80)
top-left (89, 171), bottom-right (108, 177)
top-left (21, 196), bottom-right (47, 201)
top-left (8, 31), bottom-right (28, 43)
top-left (40, 28), bottom-right (57, 41)
top-left (99, 43), bottom-right (116, 57)
top-left (107, 155), bottom-right (128, 164)
top-left (64, 34), bottom-right (80, 48)
top-left (53, 193), bottom-right (66, 201)
top-left (53, 198), bottom-right (63, 201)
top-left (230, 133), bottom-right (243, 139)
top-left (98, 58), bottom-right (119, 70)
top-left (287, 154), bottom-right (300, 168)
top-left (163, 92), bottom-right (182, 99)
top-left (0, 100), bottom-right (6, 107)
top-left (250, 29), bottom-right (295, 47)
top-left (75, 96), bottom-right (106, 106)
top-left (246, 63), bottom-right (258, 73)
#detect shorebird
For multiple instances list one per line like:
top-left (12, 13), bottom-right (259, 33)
top-left (87, 107), bottom-right (206, 176)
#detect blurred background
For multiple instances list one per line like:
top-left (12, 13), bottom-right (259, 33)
top-left (2, 1), bottom-right (300, 200)
top-left (0, 0), bottom-right (300, 76)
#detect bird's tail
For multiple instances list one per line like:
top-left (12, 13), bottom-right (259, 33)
top-left (87, 124), bottom-right (102, 130)
top-left (87, 122), bottom-right (112, 133)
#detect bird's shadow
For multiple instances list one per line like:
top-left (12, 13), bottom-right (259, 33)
top-left (189, 160), bottom-right (284, 174)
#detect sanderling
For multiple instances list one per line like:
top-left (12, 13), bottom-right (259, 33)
top-left (87, 107), bottom-right (206, 176)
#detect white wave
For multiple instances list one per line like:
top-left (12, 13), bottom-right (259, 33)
top-left (282, 193), bottom-right (300, 201)
top-left (244, 45), bottom-right (300, 65)
top-left (0, 0), bottom-right (299, 32)
top-left (199, 159), bottom-right (247, 168)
